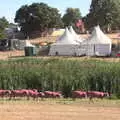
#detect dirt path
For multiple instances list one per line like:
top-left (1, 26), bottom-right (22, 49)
top-left (1, 101), bottom-right (120, 120)
top-left (0, 50), bottom-right (24, 60)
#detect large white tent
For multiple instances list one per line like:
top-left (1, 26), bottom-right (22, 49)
top-left (83, 25), bottom-right (112, 56)
top-left (49, 25), bottom-right (112, 57)
top-left (49, 27), bottom-right (80, 56)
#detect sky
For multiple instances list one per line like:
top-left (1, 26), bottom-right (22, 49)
top-left (0, 0), bottom-right (91, 23)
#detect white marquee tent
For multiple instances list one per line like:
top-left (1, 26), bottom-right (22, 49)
top-left (49, 27), bottom-right (80, 56)
top-left (83, 25), bottom-right (112, 56)
top-left (49, 25), bottom-right (112, 57)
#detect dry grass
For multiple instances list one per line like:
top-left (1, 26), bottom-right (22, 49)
top-left (0, 50), bottom-right (24, 60)
top-left (1, 99), bottom-right (120, 120)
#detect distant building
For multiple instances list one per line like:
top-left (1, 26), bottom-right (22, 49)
top-left (4, 24), bottom-right (25, 40)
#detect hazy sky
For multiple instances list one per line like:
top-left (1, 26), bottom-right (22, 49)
top-left (0, 0), bottom-right (91, 23)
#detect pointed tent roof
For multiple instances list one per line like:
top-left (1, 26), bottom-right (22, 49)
top-left (54, 27), bottom-right (79, 45)
top-left (88, 25), bottom-right (112, 44)
top-left (69, 26), bottom-right (83, 43)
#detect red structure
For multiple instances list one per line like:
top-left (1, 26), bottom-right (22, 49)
top-left (75, 19), bottom-right (85, 33)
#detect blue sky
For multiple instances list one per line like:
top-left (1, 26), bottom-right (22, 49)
top-left (0, 0), bottom-right (91, 23)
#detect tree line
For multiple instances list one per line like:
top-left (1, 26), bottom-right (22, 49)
top-left (0, 17), bottom-right (9, 39)
top-left (1, 0), bottom-right (120, 39)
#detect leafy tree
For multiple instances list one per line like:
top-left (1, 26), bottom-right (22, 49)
top-left (62, 8), bottom-right (82, 33)
top-left (62, 8), bottom-right (82, 26)
top-left (62, 8), bottom-right (82, 32)
top-left (0, 17), bottom-right (9, 39)
top-left (15, 3), bottom-right (63, 37)
top-left (85, 0), bottom-right (120, 32)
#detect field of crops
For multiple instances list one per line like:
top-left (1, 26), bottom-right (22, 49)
top-left (0, 57), bottom-right (120, 98)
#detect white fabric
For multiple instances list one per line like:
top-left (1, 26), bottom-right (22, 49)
top-left (49, 26), bottom-right (112, 56)
top-left (95, 44), bottom-right (111, 56)
top-left (25, 40), bottom-right (35, 47)
top-left (55, 27), bottom-right (79, 45)
top-left (74, 44), bottom-right (87, 56)
top-left (83, 25), bottom-right (112, 56)
top-left (49, 27), bottom-right (79, 56)
top-left (88, 25), bottom-right (112, 44)
top-left (69, 26), bottom-right (83, 43)
top-left (49, 45), bottom-right (78, 56)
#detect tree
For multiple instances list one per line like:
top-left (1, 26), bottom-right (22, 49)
top-left (62, 8), bottom-right (82, 32)
top-left (85, 0), bottom-right (120, 32)
top-left (0, 17), bottom-right (9, 39)
top-left (15, 3), bottom-right (63, 37)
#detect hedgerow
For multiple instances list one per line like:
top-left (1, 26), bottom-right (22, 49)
top-left (0, 57), bottom-right (120, 98)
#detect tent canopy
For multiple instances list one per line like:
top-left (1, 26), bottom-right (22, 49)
top-left (69, 26), bottom-right (83, 43)
top-left (54, 27), bottom-right (79, 45)
top-left (87, 25), bottom-right (112, 44)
